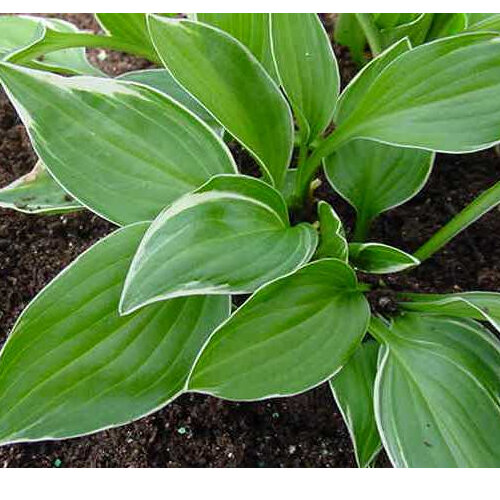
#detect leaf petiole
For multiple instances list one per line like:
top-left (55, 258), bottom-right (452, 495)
top-left (414, 178), bottom-right (500, 261)
top-left (293, 126), bottom-right (351, 208)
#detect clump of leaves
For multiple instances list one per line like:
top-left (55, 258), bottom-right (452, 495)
top-left (0, 13), bottom-right (499, 468)
top-left (335, 13), bottom-right (500, 65)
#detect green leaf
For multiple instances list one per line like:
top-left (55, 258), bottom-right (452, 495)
top-left (330, 341), bottom-right (382, 468)
top-left (335, 33), bottom-right (500, 153)
top-left (280, 168), bottom-right (298, 207)
top-left (327, 39), bottom-right (433, 235)
top-left (315, 201), bottom-right (348, 261)
top-left (377, 13), bottom-right (434, 48)
top-left (425, 14), bottom-right (467, 41)
top-left (0, 15), bottom-right (103, 76)
top-left (120, 175), bottom-right (317, 314)
top-left (0, 62), bottom-right (236, 226)
top-left (324, 139), bottom-right (434, 226)
top-left (6, 23), bottom-right (160, 67)
top-left (117, 68), bottom-right (222, 135)
top-left (148, 15), bottom-right (294, 188)
top-left (334, 14), bottom-right (367, 66)
top-left (270, 13), bottom-right (339, 143)
top-left (400, 291), bottom-right (500, 333)
top-left (349, 243), bottom-right (419, 274)
top-left (189, 258), bottom-right (370, 400)
top-left (95, 13), bottom-right (156, 58)
top-left (0, 223), bottom-right (229, 445)
top-left (0, 160), bottom-right (81, 214)
top-left (466, 13), bottom-right (500, 33)
top-left (334, 38), bottom-right (412, 125)
top-left (372, 314), bottom-right (500, 467)
top-left (374, 14), bottom-right (420, 29)
top-left (195, 13), bottom-right (278, 82)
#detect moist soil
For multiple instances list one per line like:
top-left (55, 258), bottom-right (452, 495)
top-left (0, 14), bottom-right (499, 468)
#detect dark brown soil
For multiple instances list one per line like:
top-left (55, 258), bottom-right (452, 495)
top-left (0, 14), bottom-right (499, 468)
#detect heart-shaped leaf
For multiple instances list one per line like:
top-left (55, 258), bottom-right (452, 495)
top-left (324, 140), bottom-right (433, 235)
top-left (0, 63), bottom-right (236, 226)
top-left (330, 341), bottom-right (382, 468)
top-left (189, 259), bottom-right (370, 400)
top-left (372, 314), bottom-right (500, 467)
top-left (0, 223), bottom-right (229, 445)
top-left (195, 13), bottom-right (278, 82)
top-left (349, 243), bottom-right (419, 274)
top-left (148, 15), bottom-right (293, 188)
top-left (271, 13), bottom-right (339, 143)
top-left (120, 175), bottom-right (317, 314)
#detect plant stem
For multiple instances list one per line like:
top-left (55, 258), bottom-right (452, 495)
top-left (8, 32), bottom-right (160, 65)
top-left (353, 212), bottom-right (374, 242)
top-left (354, 13), bottom-right (383, 56)
top-left (414, 179), bottom-right (500, 262)
top-left (293, 127), bottom-right (350, 208)
top-left (367, 316), bottom-right (392, 345)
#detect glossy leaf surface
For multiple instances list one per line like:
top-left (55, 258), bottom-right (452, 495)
top-left (330, 341), bottom-right (382, 467)
top-left (120, 175), bottom-right (317, 314)
top-left (189, 259), bottom-right (370, 400)
top-left (337, 33), bottom-right (500, 153)
top-left (0, 63), bottom-right (236, 225)
top-left (324, 140), bottom-right (433, 225)
top-left (315, 201), bottom-right (348, 261)
top-left (374, 314), bottom-right (500, 467)
top-left (0, 223), bottom-right (229, 445)
top-left (195, 13), bottom-right (278, 81)
top-left (0, 15), bottom-right (102, 76)
top-left (349, 243), bottom-right (419, 273)
top-left (148, 16), bottom-right (293, 188)
top-left (0, 161), bottom-right (81, 214)
top-left (271, 13), bottom-right (339, 142)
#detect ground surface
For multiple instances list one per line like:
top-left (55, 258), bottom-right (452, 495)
top-left (0, 14), bottom-right (499, 467)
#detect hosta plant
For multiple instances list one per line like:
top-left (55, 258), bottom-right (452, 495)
top-left (0, 13), bottom-right (500, 468)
